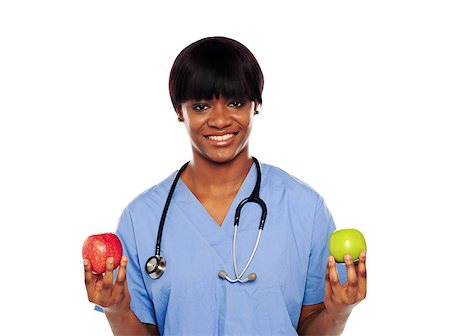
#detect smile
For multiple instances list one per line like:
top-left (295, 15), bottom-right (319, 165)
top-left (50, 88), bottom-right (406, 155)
top-left (206, 133), bottom-right (236, 141)
top-left (204, 132), bottom-right (238, 146)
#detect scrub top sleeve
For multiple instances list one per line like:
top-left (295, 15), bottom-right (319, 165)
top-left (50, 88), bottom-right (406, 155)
top-left (303, 195), bottom-right (346, 305)
top-left (96, 207), bottom-right (157, 325)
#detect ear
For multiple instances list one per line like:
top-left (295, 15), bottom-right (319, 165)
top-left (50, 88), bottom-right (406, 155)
top-left (254, 102), bottom-right (261, 115)
top-left (176, 105), bottom-right (184, 122)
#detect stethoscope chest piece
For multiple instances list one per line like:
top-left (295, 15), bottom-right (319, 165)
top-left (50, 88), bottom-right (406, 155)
top-left (146, 255), bottom-right (166, 279)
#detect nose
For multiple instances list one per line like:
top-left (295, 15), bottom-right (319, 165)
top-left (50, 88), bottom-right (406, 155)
top-left (207, 100), bottom-right (232, 129)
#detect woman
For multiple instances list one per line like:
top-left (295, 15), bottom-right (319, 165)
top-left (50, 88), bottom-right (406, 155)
top-left (83, 36), bottom-right (367, 335)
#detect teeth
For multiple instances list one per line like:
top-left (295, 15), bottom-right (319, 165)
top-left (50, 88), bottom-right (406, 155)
top-left (207, 133), bottom-right (235, 141)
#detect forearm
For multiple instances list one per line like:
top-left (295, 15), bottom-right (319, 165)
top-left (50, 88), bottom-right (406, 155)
top-left (298, 309), bottom-right (350, 336)
top-left (105, 308), bottom-right (155, 336)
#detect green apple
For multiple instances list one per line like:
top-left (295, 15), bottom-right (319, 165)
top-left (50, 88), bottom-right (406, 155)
top-left (328, 228), bottom-right (367, 263)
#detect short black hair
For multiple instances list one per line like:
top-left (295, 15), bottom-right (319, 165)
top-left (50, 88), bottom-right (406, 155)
top-left (169, 36), bottom-right (264, 111)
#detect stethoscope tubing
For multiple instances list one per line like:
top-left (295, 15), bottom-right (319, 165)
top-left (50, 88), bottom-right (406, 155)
top-left (154, 161), bottom-right (189, 257)
top-left (232, 227), bottom-right (263, 282)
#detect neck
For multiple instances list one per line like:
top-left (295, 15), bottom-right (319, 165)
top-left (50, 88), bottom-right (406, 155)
top-left (183, 150), bottom-right (254, 193)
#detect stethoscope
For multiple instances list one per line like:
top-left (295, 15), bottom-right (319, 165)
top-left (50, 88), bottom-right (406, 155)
top-left (146, 157), bottom-right (267, 283)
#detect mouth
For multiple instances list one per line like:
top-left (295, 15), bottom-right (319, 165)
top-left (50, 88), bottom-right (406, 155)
top-left (204, 132), bottom-right (239, 145)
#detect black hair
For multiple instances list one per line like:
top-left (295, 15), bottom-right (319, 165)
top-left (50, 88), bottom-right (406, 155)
top-left (169, 36), bottom-right (264, 111)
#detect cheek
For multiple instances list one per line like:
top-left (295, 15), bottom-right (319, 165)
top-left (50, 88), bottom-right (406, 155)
top-left (184, 117), bottom-right (204, 138)
top-left (239, 113), bottom-right (254, 130)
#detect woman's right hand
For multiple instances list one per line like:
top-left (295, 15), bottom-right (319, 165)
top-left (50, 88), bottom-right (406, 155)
top-left (84, 256), bottom-right (131, 315)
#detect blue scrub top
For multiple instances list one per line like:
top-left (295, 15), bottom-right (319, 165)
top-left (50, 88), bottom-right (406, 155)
top-left (100, 162), bottom-right (346, 335)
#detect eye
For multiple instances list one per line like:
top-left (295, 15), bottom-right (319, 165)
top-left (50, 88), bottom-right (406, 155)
top-left (228, 101), bottom-right (246, 108)
top-left (192, 103), bottom-right (209, 112)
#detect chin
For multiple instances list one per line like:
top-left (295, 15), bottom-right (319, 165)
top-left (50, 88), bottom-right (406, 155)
top-left (207, 153), bottom-right (236, 164)
top-left (205, 149), bottom-right (248, 165)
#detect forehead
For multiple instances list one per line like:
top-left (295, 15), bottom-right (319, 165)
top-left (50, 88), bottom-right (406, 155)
top-left (183, 96), bottom-right (251, 104)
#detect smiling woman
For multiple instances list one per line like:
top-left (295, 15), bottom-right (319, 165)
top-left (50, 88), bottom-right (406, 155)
top-left (83, 36), bottom-right (367, 336)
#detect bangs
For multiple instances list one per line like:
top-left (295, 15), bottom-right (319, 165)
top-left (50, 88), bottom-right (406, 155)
top-left (169, 37), bottom-right (263, 109)
top-left (177, 52), bottom-right (258, 102)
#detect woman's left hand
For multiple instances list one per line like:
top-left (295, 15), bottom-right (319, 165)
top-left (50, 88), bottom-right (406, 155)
top-left (324, 251), bottom-right (367, 321)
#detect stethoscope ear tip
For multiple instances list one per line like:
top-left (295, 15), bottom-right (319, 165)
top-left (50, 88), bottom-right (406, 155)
top-left (217, 270), bottom-right (257, 283)
top-left (248, 273), bottom-right (257, 281)
top-left (218, 270), bottom-right (227, 279)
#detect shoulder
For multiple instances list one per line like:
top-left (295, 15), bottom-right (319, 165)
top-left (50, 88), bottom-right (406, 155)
top-left (124, 170), bottom-right (178, 216)
top-left (260, 162), bottom-right (333, 249)
top-left (261, 162), bottom-right (322, 204)
top-left (116, 170), bottom-right (179, 242)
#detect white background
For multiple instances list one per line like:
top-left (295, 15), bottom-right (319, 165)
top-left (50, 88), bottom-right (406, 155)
top-left (1, 1), bottom-right (449, 335)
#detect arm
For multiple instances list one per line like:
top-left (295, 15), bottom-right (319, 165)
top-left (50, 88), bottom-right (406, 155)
top-left (297, 251), bottom-right (367, 335)
top-left (105, 309), bottom-right (159, 336)
top-left (297, 302), bottom-right (348, 336)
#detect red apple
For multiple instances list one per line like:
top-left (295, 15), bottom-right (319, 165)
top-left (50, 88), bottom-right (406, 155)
top-left (82, 233), bottom-right (123, 274)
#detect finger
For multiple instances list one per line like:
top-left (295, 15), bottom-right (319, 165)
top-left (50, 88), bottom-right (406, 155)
top-left (357, 251), bottom-right (367, 299)
top-left (110, 256), bottom-right (128, 299)
top-left (83, 259), bottom-right (96, 297)
top-left (93, 273), bottom-right (103, 291)
top-left (327, 256), bottom-right (343, 297)
top-left (344, 254), bottom-right (358, 303)
top-left (325, 262), bottom-right (332, 300)
top-left (123, 270), bottom-right (130, 296)
top-left (115, 256), bottom-right (128, 285)
top-left (101, 257), bottom-right (115, 296)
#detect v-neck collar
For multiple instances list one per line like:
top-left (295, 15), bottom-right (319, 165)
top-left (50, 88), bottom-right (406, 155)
top-left (174, 161), bottom-right (257, 245)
